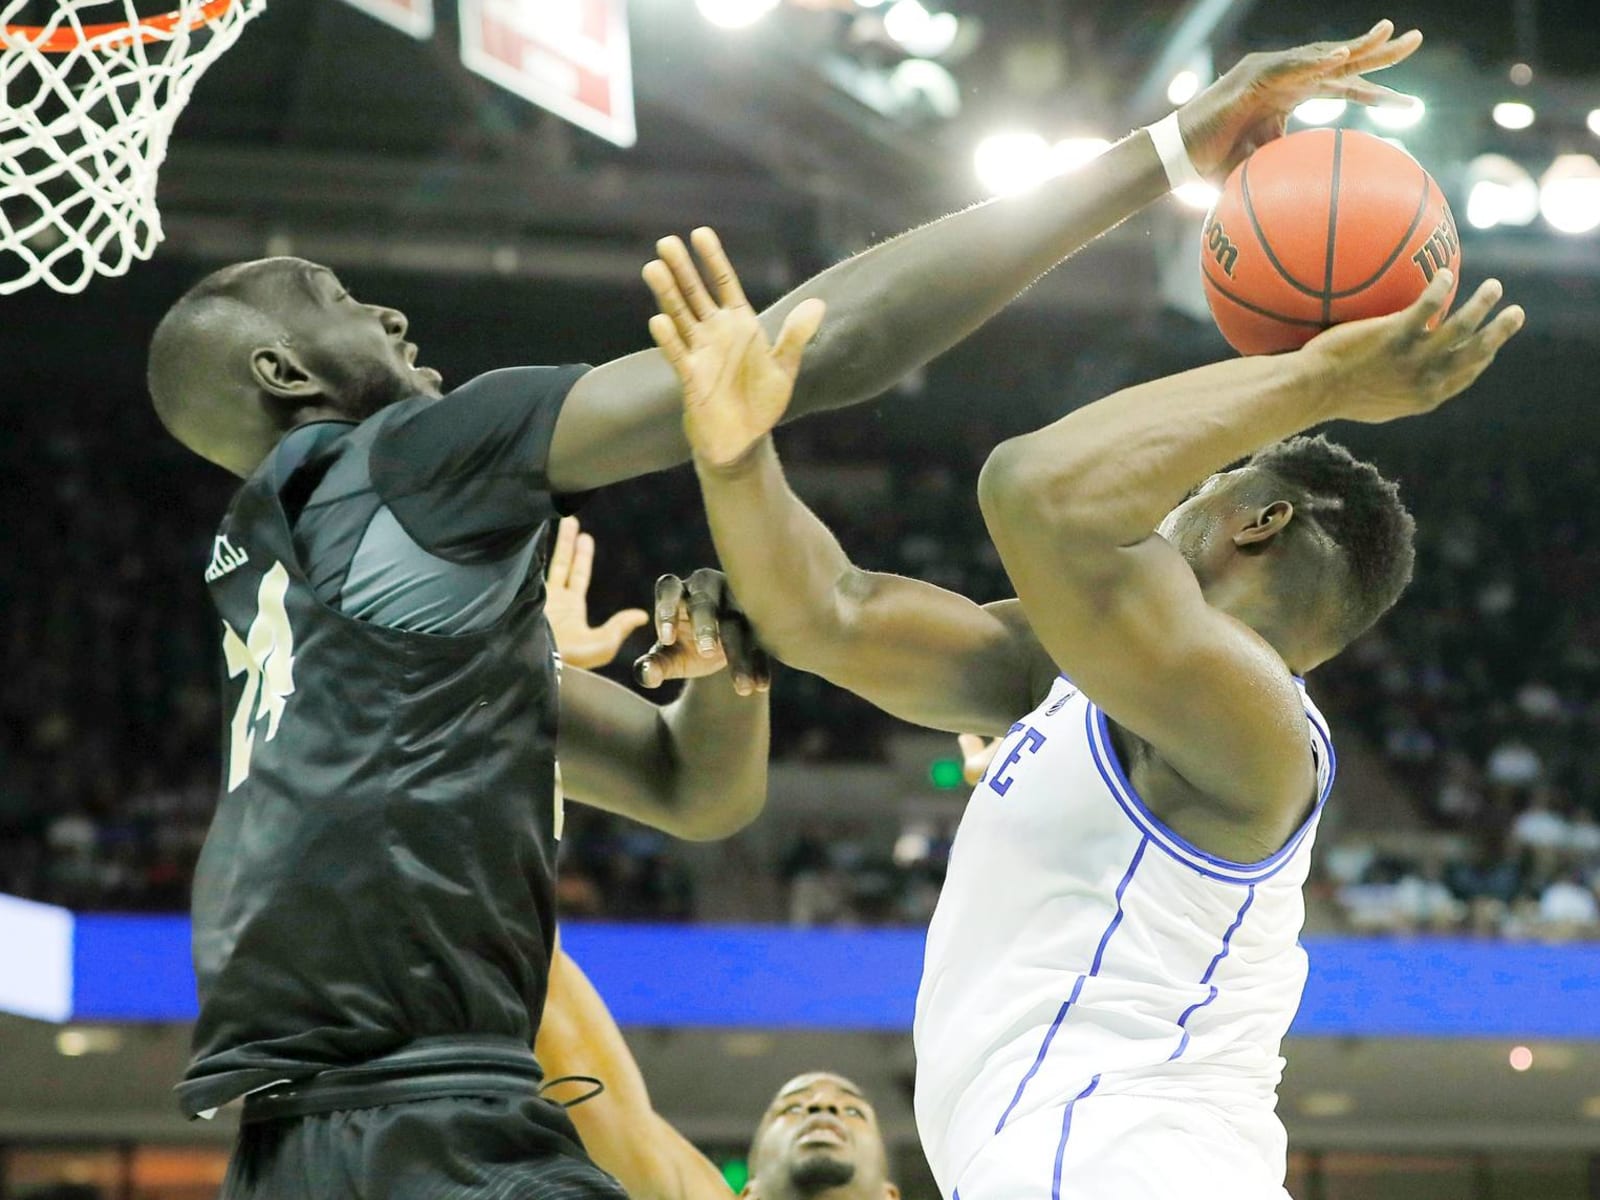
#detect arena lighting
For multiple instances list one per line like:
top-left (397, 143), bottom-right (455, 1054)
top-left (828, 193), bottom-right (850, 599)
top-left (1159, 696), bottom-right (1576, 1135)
top-left (1174, 181), bottom-right (1221, 210)
top-left (1463, 154), bottom-right (1540, 229)
top-left (1167, 68), bottom-right (1200, 105)
top-left (1509, 1045), bottom-right (1534, 1072)
top-left (882, 0), bottom-right (959, 58)
top-left (887, 57), bottom-right (960, 119)
top-left (1492, 101), bottom-right (1535, 130)
top-left (974, 130), bottom-right (1051, 196)
top-left (1509, 62), bottom-right (1533, 86)
top-left (1588, 109), bottom-right (1600, 138)
top-left (1292, 97), bottom-right (1347, 125)
top-left (1367, 96), bottom-right (1424, 130)
top-left (1050, 136), bottom-right (1112, 173)
top-left (1540, 154), bottom-right (1600, 235)
top-left (695, 0), bottom-right (779, 30)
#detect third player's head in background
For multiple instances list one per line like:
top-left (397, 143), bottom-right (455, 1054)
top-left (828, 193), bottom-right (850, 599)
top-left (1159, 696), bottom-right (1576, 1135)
top-left (147, 257), bottom-right (442, 478)
top-left (744, 1072), bottom-right (898, 1200)
top-left (1157, 433), bottom-right (1415, 675)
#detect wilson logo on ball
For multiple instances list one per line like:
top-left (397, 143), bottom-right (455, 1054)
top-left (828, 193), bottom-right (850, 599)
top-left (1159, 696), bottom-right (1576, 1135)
top-left (1204, 218), bottom-right (1240, 278)
top-left (1411, 210), bottom-right (1460, 283)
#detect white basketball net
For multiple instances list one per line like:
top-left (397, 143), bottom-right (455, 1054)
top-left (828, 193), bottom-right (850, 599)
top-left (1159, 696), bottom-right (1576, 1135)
top-left (0, 0), bottom-right (264, 294)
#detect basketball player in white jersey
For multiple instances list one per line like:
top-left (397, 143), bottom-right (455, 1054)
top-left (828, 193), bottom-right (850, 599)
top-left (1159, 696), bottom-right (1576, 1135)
top-left (640, 111), bottom-right (1524, 1200)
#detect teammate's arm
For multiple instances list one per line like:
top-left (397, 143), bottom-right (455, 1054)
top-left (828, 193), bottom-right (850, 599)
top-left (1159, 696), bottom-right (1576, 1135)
top-left (538, 944), bottom-right (734, 1200)
top-left (977, 274), bottom-right (1523, 819)
top-left (544, 23), bottom-right (1424, 492)
top-left (558, 577), bottom-right (771, 841)
top-left (639, 245), bottom-right (1054, 735)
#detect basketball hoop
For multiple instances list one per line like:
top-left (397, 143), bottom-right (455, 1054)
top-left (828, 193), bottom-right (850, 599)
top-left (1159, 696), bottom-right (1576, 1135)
top-left (0, 0), bottom-right (265, 294)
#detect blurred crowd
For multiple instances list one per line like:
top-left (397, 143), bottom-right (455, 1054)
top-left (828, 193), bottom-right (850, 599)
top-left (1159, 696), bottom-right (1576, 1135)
top-left (5, 374), bottom-right (1599, 941)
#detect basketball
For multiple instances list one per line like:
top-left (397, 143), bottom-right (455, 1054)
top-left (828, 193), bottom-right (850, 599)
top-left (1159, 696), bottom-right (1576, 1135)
top-left (1201, 128), bottom-right (1462, 356)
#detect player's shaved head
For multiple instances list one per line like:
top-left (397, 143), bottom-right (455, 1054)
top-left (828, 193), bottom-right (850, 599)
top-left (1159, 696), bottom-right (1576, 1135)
top-left (149, 257), bottom-right (436, 477)
top-left (744, 1072), bottom-right (897, 1200)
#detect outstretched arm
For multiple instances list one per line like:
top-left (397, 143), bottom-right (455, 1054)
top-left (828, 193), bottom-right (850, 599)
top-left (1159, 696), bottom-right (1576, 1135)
top-left (538, 945), bottom-right (733, 1200)
top-left (637, 241), bottom-right (1054, 735)
top-left (558, 572), bottom-right (771, 840)
top-left (979, 274), bottom-right (1522, 821)
top-left (547, 23), bottom-right (1423, 491)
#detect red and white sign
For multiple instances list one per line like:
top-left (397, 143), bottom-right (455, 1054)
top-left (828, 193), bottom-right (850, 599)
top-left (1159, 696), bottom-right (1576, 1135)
top-left (459, 0), bottom-right (635, 148)
top-left (339, 0), bottom-right (434, 38)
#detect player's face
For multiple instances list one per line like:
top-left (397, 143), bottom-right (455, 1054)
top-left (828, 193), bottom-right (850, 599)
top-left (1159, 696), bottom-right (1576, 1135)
top-left (746, 1074), bottom-right (895, 1200)
top-left (276, 261), bottom-right (444, 416)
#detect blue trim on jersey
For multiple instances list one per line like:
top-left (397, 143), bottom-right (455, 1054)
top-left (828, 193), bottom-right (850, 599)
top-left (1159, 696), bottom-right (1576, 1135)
top-left (1085, 702), bottom-right (1337, 885)
top-left (1050, 1075), bottom-right (1101, 1200)
top-left (1167, 885), bottom-right (1257, 1061)
top-left (993, 838), bottom-right (1148, 1135)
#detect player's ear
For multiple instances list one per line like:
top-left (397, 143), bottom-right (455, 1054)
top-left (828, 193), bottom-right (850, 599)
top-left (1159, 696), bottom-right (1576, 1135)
top-left (249, 344), bottom-right (320, 400)
top-left (1233, 499), bottom-right (1294, 549)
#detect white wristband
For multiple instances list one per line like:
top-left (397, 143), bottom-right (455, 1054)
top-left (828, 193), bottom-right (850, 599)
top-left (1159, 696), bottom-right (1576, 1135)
top-left (1145, 111), bottom-right (1205, 191)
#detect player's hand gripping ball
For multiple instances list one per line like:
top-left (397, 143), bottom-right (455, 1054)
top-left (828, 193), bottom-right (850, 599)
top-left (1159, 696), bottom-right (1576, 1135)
top-left (1201, 128), bottom-right (1462, 355)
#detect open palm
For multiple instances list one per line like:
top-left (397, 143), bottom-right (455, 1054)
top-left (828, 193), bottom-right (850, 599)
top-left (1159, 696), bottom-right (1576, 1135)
top-left (643, 227), bottom-right (826, 469)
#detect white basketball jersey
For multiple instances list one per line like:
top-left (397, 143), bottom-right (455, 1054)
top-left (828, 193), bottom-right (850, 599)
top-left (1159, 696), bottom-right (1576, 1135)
top-left (913, 675), bottom-right (1335, 1197)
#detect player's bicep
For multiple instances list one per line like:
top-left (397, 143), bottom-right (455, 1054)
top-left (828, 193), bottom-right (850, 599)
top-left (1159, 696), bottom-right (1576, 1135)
top-left (1001, 534), bottom-right (1313, 813)
top-left (808, 573), bottom-right (1051, 736)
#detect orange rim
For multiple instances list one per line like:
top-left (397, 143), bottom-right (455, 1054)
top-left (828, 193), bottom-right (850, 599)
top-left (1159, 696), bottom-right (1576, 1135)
top-left (1, 0), bottom-right (234, 51)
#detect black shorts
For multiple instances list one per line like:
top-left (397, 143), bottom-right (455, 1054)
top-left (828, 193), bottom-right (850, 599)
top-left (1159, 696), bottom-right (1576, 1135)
top-left (221, 1093), bottom-right (629, 1200)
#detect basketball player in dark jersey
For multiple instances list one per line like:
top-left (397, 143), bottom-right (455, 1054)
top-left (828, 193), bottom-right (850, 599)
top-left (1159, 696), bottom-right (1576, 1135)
top-left (144, 27), bottom-right (1420, 1197)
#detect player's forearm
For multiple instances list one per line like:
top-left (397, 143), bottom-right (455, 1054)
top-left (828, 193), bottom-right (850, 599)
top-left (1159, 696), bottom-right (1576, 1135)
top-left (778, 133), bottom-right (1169, 418)
top-left (659, 672), bottom-right (770, 840)
top-left (979, 349), bottom-right (1336, 545)
top-left (693, 437), bottom-right (861, 670)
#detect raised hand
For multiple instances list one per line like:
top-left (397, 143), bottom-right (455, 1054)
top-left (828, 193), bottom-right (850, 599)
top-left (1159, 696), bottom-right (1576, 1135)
top-left (544, 516), bottom-right (650, 670)
top-left (1303, 271), bottom-right (1525, 424)
top-left (643, 227), bottom-right (827, 469)
top-left (1179, 20), bottom-right (1424, 178)
top-left (634, 569), bottom-right (773, 697)
top-left (957, 733), bottom-right (1000, 787)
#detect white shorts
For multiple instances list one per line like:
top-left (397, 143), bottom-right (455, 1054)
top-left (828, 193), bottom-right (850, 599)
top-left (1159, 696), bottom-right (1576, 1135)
top-left (949, 1093), bottom-right (1291, 1200)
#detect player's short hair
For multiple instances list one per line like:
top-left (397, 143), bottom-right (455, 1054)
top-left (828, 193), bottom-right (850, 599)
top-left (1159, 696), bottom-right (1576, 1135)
top-left (1245, 435), bottom-right (1416, 649)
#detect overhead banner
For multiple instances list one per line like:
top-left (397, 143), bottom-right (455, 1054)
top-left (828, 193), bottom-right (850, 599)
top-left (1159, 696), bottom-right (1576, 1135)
top-left (459, 0), bottom-right (636, 148)
top-left (338, 0), bottom-right (435, 37)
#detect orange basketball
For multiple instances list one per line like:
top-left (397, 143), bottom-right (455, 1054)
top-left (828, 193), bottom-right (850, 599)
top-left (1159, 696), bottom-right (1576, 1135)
top-left (1200, 128), bottom-right (1461, 356)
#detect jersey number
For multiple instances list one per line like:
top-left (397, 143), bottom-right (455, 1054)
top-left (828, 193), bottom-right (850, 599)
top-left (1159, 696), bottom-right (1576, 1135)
top-left (221, 562), bottom-right (298, 791)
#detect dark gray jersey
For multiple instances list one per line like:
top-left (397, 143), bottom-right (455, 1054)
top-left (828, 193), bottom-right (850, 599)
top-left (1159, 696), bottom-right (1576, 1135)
top-left (181, 367), bottom-right (586, 1118)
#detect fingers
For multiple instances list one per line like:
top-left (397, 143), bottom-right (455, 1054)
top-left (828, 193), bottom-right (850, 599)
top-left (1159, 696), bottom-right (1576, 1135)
top-left (1320, 77), bottom-right (1409, 106)
top-left (648, 313), bottom-right (692, 383)
top-left (690, 227), bottom-right (750, 312)
top-left (772, 298), bottom-right (826, 380)
top-left (685, 568), bottom-right (726, 658)
top-left (547, 516), bottom-right (579, 587)
top-left (1404, 269), bottom-right (1456, 333)
top-left (719, 615), bottom-right (756, 695)
top-left (634, 645), bottom-right (671, 689)
top-left (653, 574), bottom-right (685, 645)
top-left (750, 646), bottom-right (773, 693)
top-left (643, 259), bottom-right (697, 348)
top-left (958, 733), bottom-right (997, 786)
top-left (601, 607), bottom-right (650, 642)
top-left (1444, 278), bottom-right (1505, 340)
top-left (568, 532), bottom-right (595, 598)
top-left (657, 234), bottom-right (717, 322)
top-left (1347, 26), bottom-right (1422, 73)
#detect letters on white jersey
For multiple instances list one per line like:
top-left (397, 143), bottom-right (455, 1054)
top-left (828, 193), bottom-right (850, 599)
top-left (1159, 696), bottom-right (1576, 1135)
top-left (913, 675), bottom-right (1335, 1197)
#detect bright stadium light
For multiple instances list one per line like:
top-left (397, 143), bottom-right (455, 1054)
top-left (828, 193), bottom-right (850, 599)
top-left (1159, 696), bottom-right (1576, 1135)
top-left (1464, 154), bottom-right (1539, 229)
top-left (1492, 101), bottom-right (1535, 130)
top-left (1588, 109), bottom-right (1600, 138)
top-left (1540, 154), bottom-right (1600, 235)
top-left (1293, 97), bottom-right (1347, 125)
top-left (696, 0), bottom-right (779, 29)
top-left (974, 131), bottom-right (1051, 196)
top-left (1368, 96), bottom-right (1424, 130)
top-left (1174, 181), bottom-right (1221, 210)
top-left (1050, 136), bottom-right (1111, 174)
top-left (1167, 69), bottom-right (1200, 105)
top-left (883, 0), bottom-right (959, 58)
